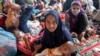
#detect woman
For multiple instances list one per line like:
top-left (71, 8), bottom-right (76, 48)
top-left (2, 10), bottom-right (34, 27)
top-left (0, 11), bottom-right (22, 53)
top-left (66, 1), bottom-right (88, 41)
top-left (34, 10), bottom-right (75, 56)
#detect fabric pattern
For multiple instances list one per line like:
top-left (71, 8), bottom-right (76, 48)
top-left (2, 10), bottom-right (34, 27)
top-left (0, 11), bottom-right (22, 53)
top-left (27, 20), bottom-right (42, 36)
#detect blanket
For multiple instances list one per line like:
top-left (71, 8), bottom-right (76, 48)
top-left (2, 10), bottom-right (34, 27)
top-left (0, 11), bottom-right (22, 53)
top-left (0, 27), bottom-right (17, 56)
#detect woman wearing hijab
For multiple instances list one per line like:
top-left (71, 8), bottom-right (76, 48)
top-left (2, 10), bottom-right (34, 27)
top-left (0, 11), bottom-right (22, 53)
top-left (34, 10), bottom-right (75, 56)
top-left (66, 1), bottom-right (88, 41)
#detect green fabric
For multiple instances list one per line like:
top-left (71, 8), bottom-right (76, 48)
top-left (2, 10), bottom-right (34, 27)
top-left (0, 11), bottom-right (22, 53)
top-left (0, 0), bottom-right (2, 3)
top-left (12, 0), bottom-right (15, 3)
top-left (26, 0), bottom-right (34, 4)
top-left (33, 9), bottom-right (39, 15)
top-left (73, 38), bottom-right (80, 44)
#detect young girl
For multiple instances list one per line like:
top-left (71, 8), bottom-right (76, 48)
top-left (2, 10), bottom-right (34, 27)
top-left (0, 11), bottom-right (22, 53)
top-left (34, 10), bottom-right (76, 56)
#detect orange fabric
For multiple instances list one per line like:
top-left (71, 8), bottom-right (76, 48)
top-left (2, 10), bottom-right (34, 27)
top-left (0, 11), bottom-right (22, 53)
top-left (5, 8), bottom-right (19, 29)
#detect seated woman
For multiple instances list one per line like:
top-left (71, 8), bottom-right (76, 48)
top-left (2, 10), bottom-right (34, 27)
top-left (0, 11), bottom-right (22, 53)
top-left (34, 10), bottom-right (76, 56)
top-left (66, 1), bottom-right (88, 42)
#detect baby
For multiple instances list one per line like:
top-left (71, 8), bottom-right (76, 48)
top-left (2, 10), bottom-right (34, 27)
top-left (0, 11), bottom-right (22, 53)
top-left (35, 41), bottom-right (75, 56)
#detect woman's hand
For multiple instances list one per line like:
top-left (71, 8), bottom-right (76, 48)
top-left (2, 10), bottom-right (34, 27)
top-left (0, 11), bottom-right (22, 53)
top-left (65, 41), bottom-right (76, 54)
top-left (32, 43), bottom-right (42, 56)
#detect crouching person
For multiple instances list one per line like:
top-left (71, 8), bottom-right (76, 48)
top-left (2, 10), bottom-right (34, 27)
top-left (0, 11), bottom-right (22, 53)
top-left (33, 10), bottom-right (76, 56)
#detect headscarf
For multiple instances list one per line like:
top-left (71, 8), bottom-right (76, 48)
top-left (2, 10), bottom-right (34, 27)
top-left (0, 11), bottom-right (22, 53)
top-left (71, 0), bottom-right (81, 6)
top-left (86, 0), bottom-right (96, 13)
top-left (41, 10), bottom-right (73, 48)
top-left (71, 0), bottom-right (85, 13)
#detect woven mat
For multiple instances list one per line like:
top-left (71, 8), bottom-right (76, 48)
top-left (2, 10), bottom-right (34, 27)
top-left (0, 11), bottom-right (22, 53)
top-left (77, 38), bottom-right (100, 56)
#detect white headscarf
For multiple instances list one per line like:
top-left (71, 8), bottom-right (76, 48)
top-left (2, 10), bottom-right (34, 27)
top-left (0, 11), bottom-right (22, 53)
top-left (86, 0), bottom-right (96, 13)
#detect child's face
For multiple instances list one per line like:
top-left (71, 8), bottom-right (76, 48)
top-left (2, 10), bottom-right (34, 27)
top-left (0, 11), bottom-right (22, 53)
top-left (45, 15), bottom-right (58, 32)
top-left (71, 4), bottom-right (80, 15)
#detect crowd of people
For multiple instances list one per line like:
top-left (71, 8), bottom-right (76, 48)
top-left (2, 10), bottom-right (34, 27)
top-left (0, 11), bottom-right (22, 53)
top-left (0, 0), bottom-right (100, 56)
